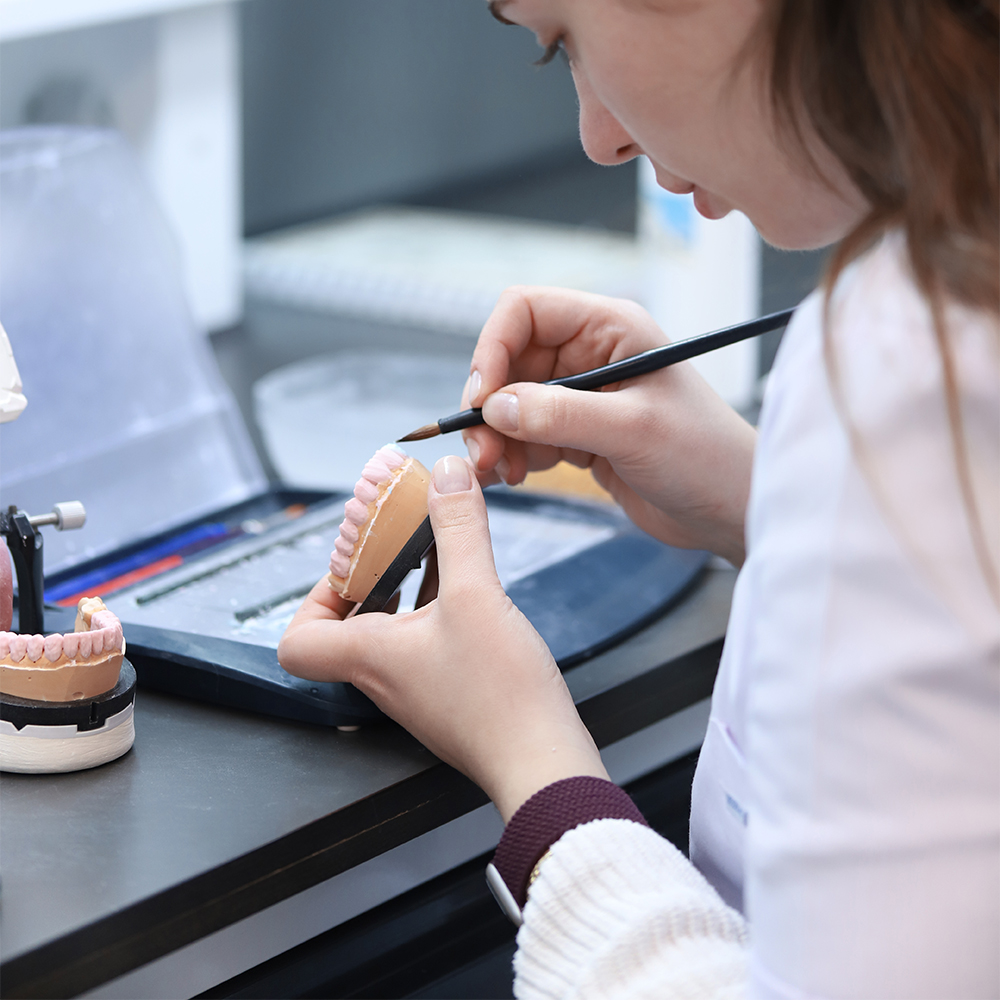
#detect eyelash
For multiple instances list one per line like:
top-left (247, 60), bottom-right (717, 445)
top-left (535, 35), bottom-right (569, 67)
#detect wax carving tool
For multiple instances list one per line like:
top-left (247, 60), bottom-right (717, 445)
top-left (398, 307), bottom-right (795, 443)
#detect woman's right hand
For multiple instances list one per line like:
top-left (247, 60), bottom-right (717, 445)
top-left (463, 286), bottom-right (757, 565)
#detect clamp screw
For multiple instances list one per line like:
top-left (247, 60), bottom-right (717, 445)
top-left (28, 501), bottom-right (86, 531)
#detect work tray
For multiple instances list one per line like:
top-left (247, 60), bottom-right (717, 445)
top-left (40, 485), bottom-right (708, 727)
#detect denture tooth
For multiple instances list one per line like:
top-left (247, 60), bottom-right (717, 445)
top-left (44, 634), bottom-right (63, 662)
top-left (0, 633), bottom-right (9, 658)
top-left (376, 446), bottom-right (406, 469)
top-left (9, 635), bottom-right (26, 663)
top-left (339, 520), bottom-right (360, 544)
top-left (329, 551), bottom-right (351, 578)
top-left (78, 631), bottom-right (93, 658)
top-left (344, 498), bottom-right (368, 525)
top-left (26, 635), bottom-right (44, 662)
top-left (334, 535), bottom-right (354, 558)
top-left (363, 459), bottom-right (391, 484)
top-left (62, 632), bottom-right (80, 659)
top-left (77, 596), bottom-right (102, 628)
top-left (91, 610), bottom-right (115, 631)
top-left (354, 478), bottom-right (379, 504)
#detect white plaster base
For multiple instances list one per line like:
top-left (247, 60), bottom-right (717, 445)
top-left (0, 702), bottom-right (135, 773)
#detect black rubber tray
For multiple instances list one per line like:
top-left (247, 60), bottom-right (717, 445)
top-left (42, 487), bottom-right (708, 727)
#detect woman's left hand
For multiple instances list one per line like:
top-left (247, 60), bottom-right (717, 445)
top-left (277, 456), bottom-right (609, 822)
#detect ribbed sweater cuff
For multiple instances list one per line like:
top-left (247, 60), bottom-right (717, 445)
top-left (491, 776), bottom-right (648, 907)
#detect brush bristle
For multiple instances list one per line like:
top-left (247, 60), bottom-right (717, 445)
top-left (397, 423), bottom-right (440, 443)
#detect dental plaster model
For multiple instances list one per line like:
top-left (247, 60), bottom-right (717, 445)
top-left (328, 446), bottom-right (432, 604)
top-left (0, 576), bottom-right (135, 774)
top-left (0, 597), bottom-right (126, 703)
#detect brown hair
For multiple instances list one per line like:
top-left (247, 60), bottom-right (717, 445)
top-left (767, 0), bottom-right (999, 312)
top-left (766, 0), bottom-right (999, 602)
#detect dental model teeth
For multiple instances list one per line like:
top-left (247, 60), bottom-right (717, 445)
top-left (0, 597), bottom-right (126, 702)
top-left (328, 446), bottom-right (432, 604)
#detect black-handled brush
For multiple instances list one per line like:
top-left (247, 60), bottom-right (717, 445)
top-left (398, 307), bottom-right (795, 443)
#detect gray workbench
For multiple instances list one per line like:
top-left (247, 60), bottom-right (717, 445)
top-left (1, 566), bottom-right (734, 999)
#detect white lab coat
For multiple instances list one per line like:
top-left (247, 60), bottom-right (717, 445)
top-left (515, 234), bottom-right (1000, 999)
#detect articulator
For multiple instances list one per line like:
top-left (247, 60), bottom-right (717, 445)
top-left (0, 323), bottom-right (136, 773)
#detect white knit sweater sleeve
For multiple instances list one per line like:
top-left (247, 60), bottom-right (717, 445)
top-left (513, 819), bottom-right (748, 1000)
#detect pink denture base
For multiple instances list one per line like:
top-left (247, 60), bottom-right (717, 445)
top-left (329, 446), bottom-right (407, 579)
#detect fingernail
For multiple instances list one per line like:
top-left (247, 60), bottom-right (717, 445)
top-left (433, 455), bottom-right (473, 494)
top-left (469, 369), bottom-right (482, 406)
top-left (483, 392), bottom-right (518, 433)
top-left (466, 436), bottom-right (481, 469)
top-left (495, 455), bottom-right (511, 484)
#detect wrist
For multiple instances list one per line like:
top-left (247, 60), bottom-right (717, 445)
top-left (488, 746), bottom-right (610, 824)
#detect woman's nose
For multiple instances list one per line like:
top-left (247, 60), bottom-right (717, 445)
top-left (574, 69), bottom-right (642, 165)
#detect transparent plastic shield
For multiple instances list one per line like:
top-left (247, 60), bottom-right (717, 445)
top-left (254, 351), bottom-right (471, 490)
top-left (0, 128), bottom-right (263, 573)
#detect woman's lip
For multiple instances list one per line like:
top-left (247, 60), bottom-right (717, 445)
top-left (692, 187), bottom-right (729, 221)
top-left (651, 166), bottom-right (731, 220)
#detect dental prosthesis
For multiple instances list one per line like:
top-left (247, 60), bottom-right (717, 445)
top-left (0, 597), bottom-right (126, 703)
top-left (0, 553), bottom-right (136, 773)
top-left (327, 446), bottom-right (432, 605)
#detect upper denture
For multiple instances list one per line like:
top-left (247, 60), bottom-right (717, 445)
top-left (326, 446), bottom-right (431, 604)
top-left (329, 446), bottom-right (410, 583)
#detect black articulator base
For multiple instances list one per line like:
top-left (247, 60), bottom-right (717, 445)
top-left (0, 660), bottom-right (136, 731)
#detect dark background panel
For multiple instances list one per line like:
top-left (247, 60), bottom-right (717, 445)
top-left (241, 0), bottom-right (581, 234)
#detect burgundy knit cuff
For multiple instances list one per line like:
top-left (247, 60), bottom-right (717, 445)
top-left (490, 776), bottom-right (649, 908)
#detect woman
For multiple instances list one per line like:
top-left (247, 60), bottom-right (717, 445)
top-left (279, 1), bottom-right (999, 996)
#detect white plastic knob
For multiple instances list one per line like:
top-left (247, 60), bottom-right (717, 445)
top-left (53, 501), bottom-right (86, 531)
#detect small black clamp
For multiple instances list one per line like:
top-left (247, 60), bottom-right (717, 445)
top-left (1, 501), bottom-right (86, 635)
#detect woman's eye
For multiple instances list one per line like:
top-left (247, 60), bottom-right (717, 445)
top-left (535, 35), bottom-right (569, 67)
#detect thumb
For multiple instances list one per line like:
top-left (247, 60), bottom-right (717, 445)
top-left (427, 455), bottom-right (501, 597)
top-left (481, 381), bottom-right (636, 455)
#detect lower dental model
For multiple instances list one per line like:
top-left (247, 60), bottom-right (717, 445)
top-left (0, 597), bottom-right (125, 702)
top-left (328, 445), bottom-right (432, 604)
